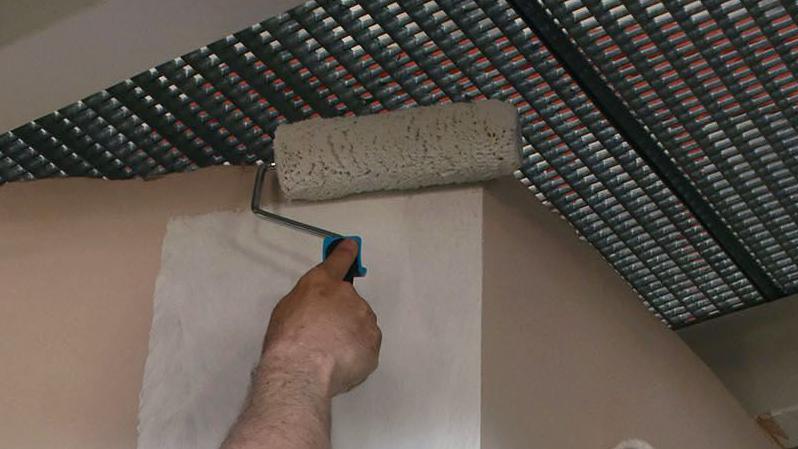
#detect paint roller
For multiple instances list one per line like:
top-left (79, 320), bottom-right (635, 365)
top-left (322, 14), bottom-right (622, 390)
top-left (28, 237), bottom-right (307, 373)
top-left (251, 100), bottom-right (522, 282)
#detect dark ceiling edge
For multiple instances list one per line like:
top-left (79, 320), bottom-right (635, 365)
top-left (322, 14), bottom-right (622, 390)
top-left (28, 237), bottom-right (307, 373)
top-left (506, 0), bottom-right (784, 302)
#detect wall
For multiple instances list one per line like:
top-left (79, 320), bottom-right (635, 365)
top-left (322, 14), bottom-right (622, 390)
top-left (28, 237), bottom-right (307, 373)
top-left (0, 0), bottom-right (305, 131)
top-left (0, 0), bottom-right (103, 47)
top-left (480, 178), bottom-right (776, 449)
top-left (679, 294), bottom-right (798, 417)
top-left (0, 167), bottom-right (777, 448)
top-left (0, 166), bottom-right (255, 449)
top-left (1, 166), bottom-right (485, 449)
top-left (138, 186), bottom-right (485, 449)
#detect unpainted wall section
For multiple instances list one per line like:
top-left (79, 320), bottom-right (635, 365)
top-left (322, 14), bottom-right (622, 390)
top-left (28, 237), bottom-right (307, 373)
top-left (0, 0), bottom-right (305, 131)
top-left (0, 167), bottom-right (255, 448)
top-left (480, 178), bottom-right (776, 449)
top-left (679, 294), bottom-right (798, 417)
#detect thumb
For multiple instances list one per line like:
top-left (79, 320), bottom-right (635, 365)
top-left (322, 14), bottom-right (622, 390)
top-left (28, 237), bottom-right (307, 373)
top-left (319, 239), bottom-right (358, 280)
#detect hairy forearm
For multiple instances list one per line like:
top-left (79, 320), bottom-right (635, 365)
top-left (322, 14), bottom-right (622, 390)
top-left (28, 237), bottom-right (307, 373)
top-left (222, 352), bottom-right (334, 449)
top-left (223, 239), bottom-right (380, 448)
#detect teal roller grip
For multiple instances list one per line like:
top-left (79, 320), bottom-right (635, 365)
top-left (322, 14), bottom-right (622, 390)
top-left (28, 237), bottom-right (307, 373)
top-left (322, 236), bottom-right (367, 283)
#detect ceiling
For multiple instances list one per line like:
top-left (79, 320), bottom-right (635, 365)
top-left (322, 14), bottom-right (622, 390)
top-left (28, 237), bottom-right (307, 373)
top-left (1, 0), bottom-right (796, 328)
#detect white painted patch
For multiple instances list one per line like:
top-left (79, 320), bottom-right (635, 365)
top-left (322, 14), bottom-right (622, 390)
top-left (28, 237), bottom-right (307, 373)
top-left (138, 187), bottom-right (484, 449)
top-left (612, 440), bottom-right (656, 449)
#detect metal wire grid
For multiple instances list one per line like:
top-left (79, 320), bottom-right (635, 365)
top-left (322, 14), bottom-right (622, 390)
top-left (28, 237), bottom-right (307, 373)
top-left (0, 0), bottom-right (779, 326)
top-left (541, 0), bottom-right (798, 294)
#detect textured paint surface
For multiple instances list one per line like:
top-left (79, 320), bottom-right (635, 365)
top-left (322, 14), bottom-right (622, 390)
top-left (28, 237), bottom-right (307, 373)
top-left (138, 186), bottom-right (483, 449)
top-left (274, 100), bottom-right (521, 201)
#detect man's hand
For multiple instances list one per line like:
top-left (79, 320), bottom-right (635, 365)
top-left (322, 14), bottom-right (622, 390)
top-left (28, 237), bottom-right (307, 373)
top-left (263, 238), bottom-right (381, 396)
top-left (222, 239), bottom-right (381, 449)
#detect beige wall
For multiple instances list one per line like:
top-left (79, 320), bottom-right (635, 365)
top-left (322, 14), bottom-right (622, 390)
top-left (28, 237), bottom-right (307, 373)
top-left (0, 0), bottom-right (103, 46)
top-left (0, 168), bottom-right (776, 448)
top-left (481, 178), bottom-right (776, 449)
top-left (0, 167), bottom-right (255, 449)
top-left (0, 0), bottom-right (305, 131)
top-left (679, 294), bottom-right (798, 417)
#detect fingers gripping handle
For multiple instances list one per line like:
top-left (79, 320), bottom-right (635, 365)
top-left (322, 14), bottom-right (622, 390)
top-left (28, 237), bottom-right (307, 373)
top-left (322, 236), bottom-right (367, 283)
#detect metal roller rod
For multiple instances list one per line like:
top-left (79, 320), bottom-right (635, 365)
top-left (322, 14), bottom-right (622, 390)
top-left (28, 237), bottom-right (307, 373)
top-left (251, 163), bottom-right (342, 239)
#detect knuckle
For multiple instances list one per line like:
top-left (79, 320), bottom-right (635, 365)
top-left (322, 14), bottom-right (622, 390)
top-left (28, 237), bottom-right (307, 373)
top-left (356, 302), bottom-right (372, 316)
top-left (362, 324), bottom-right (382, 351)
top-left (353, 292), bottom-right (369, 306)
top-left (361, 304), bottom-right (377, 322)
top-left (368, 352), bottom-right (379, 372)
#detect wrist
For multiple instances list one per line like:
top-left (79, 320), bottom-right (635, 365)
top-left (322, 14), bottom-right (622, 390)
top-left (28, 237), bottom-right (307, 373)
top-left (222, 343), bottom-right (334, 449)
top-left (256, 343), bottom-right (336, 400)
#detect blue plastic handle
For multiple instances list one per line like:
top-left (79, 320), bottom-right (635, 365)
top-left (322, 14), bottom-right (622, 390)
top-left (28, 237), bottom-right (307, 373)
top-left (322, 236), bottom-right (367, 283)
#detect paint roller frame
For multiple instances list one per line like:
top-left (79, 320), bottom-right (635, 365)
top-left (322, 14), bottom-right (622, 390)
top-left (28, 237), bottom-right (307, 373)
top-left (250, 163), bottom-right (366, 282)
top-left (251, 163), bottom-right (341, 238)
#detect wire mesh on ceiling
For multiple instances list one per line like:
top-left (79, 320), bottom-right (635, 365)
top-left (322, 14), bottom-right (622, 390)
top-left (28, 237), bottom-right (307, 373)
top-left (1, 0), bottom-right (795, 327)
top-left (540, 0), bottom-right (798, 296)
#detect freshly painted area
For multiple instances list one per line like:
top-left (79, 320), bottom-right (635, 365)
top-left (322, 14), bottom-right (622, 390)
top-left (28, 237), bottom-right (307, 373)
top-left (139, 186), bottom-right (483, 449)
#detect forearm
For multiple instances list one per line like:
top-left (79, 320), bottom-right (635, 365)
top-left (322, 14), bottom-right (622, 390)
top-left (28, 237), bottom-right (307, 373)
top-left (222, 352), bottom-right (334, 449)
top-left (223, 239), bottom-right (380, 448)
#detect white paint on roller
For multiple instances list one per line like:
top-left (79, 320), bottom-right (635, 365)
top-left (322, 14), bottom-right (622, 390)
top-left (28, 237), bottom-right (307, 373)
top-left (137, 185), bottom-right (484, 449)
top-left (274, 100), bottom-right (522, 201)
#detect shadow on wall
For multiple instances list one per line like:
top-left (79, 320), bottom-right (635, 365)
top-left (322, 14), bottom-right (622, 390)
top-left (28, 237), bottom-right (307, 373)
top-left (0, 0), bottom-right (105, 47)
